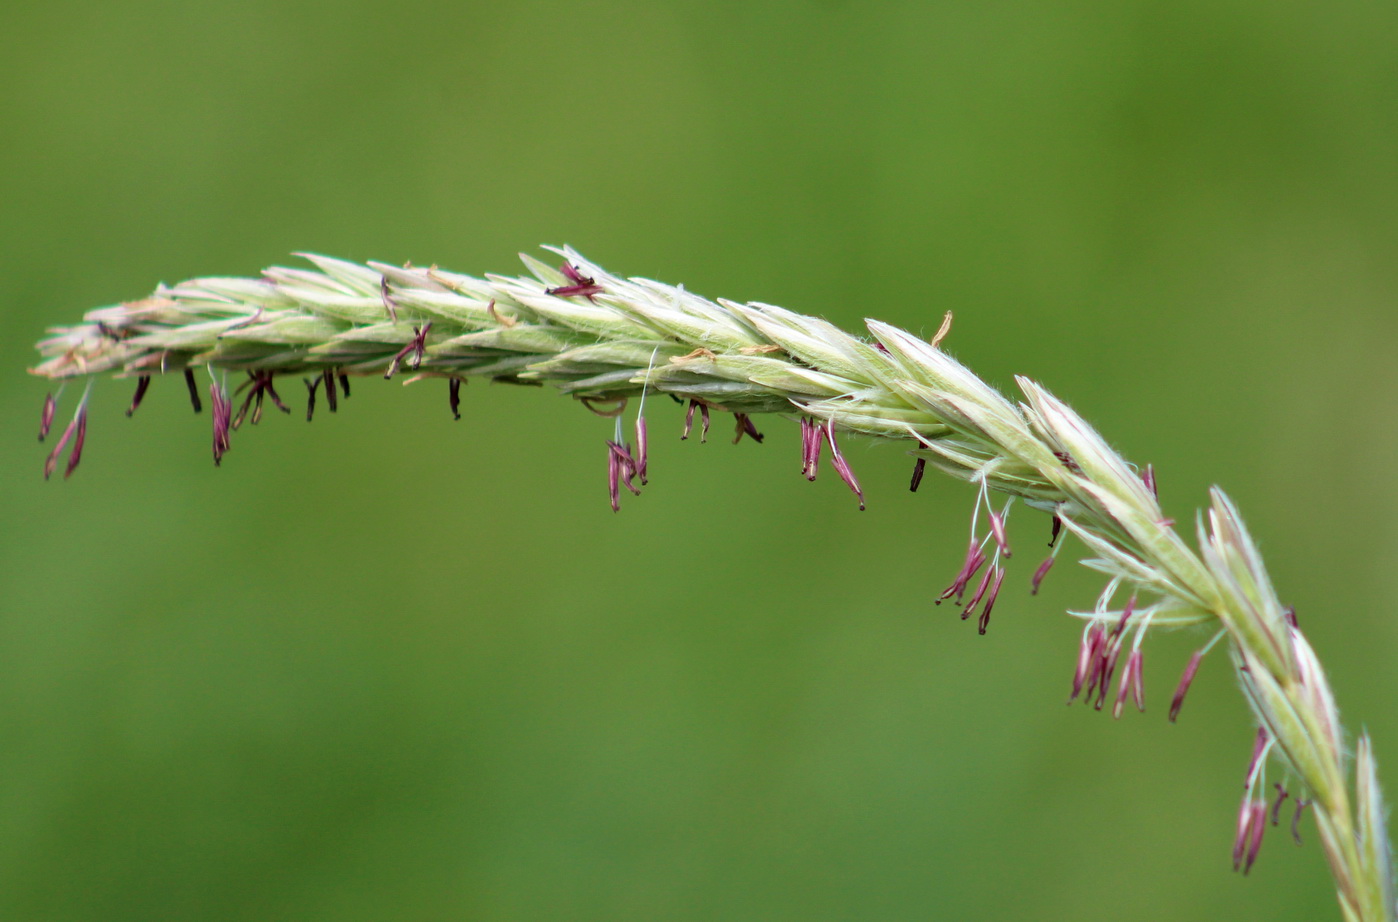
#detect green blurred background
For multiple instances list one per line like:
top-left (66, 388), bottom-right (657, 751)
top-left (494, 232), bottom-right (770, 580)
top-left (2, 1), bottom-right (1396, 919)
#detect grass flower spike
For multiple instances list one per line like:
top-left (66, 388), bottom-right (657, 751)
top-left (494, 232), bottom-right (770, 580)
top-left (30, 247), bottom-right (1396, 921)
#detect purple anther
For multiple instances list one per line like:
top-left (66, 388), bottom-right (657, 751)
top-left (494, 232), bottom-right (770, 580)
top-left (1245, 726), bottom-right (1269, 783)
top-left (962, 564), bottom-right (997, 622)
top-left (1112, 595), bottom-right (1136, 638)
top-left (1054, 451), bottom-right (1082, 474)
top-left (64, 406), bottom-right (87, 479)
top-left (800, 417), bottom-right (824, 481)
top-left (1169, 649), bottom-right (1205, 723)
top-left (183, 368), bottom-right (203, 413)
top-left (607, 442), bottom-right (621, 512)
top-left (909, 456), bottom-right (926, 492)
top-left (988, 509), bottom-right (1011, 558)
top-left (1082, 636), bottom-right (1107, 704)
top-left (1243, 801), bottom-right (1266, 874)
top-left (682, 400), bottom-right (697, 440)
top-left (1142, 463), bottom-right (1158, 499)
top-left (547, 263), bottom-right (605, 300)
top-left (1283, 605), bottom-right (1298, 627)
top-left (1069, 625), bottom-right (1105, 704)
top-left (1030, 555), bottom-right (1055, 595)
top-left (1095, 636), bottom-right (1124, 711)
top-left (339, 373), bottom-right (351, 398)
top-left (1270, 783), bottom-right (1289, 827)
top-left (1048, 513), bottom-right (1062, 548)
top-left (976, 568), bottom-right (1006, 635)
top-left (1232, 796), bottom-right (1255, 872)
top-left (1112, 653), bottom-right (1134, 719)
top-left (385, 323), bottom-right (433, 379)
top-left (449, 377), bottom-right (462, 421)
top-left (937, 539), bottom-right (987, 605)
top-left (635, 413), bottom-right (648, 484)
top-left (1114, 649), bottom-right (1145, 718)
top-left (608, 441), bottom-right (642, 497)
top-left (825, 419), bottom-right (864, 510)
top-left (1292, 799), bottom-right (1309, 845)
top-left (210, 383), bottom-right (231, 465)
top-left (43, 414), bottom-right (76, 480)
top-left (125, 375), bottom-right (151, 417)
top-left (39, 392), bottom-right (56, 442)
top-left (606, 439), bottom-right (643, 511)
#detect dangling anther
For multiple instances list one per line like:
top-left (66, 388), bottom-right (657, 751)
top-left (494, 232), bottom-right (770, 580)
top-left (126, 375), bottom-right (152, 417)
top-left (732, 413), bottom-right (764, 444)
top-left (39, 393), bottom-right (56, 442)
top-left (209, 383), bottom-right (231, 465)
top-left (183, 368), bottom-right (203, 413)
top-left (304, 376), bottom-right (320, 422)
top-left (909, 456), bottom-right (926, 492)
top-left (449, 377), bottom-right (463, 420)
top-left (232, 370), bottom-right (291, 429)
top-left (322, 368), bottom-right (338, 412)
top-left (825, 419), bottom-right (865, 510)
top-left (681, 400), bottom-right (710, 441)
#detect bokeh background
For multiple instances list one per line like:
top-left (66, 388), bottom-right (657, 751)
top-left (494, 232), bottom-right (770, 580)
top-left (2, 2), bottom-right (1396, 919)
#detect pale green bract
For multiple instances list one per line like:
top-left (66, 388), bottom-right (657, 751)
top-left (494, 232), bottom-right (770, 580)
top-left (31, 246), bottom-right (1396, 922)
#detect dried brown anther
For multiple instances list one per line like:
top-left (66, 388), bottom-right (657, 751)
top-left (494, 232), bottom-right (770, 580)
top-left (304, 376), bottom-right (320, 422)
top-left (449, 377), bottom-right (463, 420)
top-left (909, 456), bottom-right (926, 492)
top-left (232, 370), bottom-right (291, 429)
top-left (322, 368), bottom-right (339, 413)
top-left (183, 368), bottom-right (203, 413)
top-left (732, 413), bottom-right (764, 444)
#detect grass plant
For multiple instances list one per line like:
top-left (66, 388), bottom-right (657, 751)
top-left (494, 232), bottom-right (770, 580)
top-left (31, 247), bottom-right (1397, 921)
